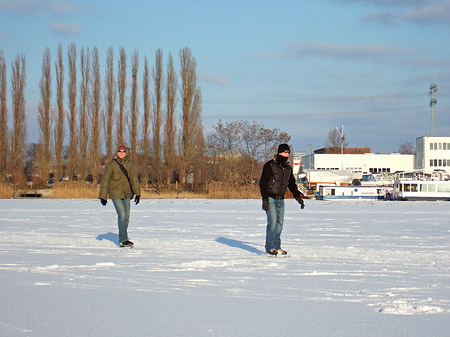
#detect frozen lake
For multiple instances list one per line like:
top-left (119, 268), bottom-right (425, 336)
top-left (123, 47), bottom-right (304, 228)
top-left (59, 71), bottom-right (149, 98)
top-left (1, 198), bottom-right (449, 336)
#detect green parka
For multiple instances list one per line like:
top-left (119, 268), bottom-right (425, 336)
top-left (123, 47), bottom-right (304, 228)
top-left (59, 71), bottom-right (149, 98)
top-left (99, 156), bottom-right (141, 200)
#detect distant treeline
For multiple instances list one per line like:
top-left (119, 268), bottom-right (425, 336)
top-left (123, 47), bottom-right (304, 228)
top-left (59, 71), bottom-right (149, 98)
top-left (0, 46), bottom-right (290, 190)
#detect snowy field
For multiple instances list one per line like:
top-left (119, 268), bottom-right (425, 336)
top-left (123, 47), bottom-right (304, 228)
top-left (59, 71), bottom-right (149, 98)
top-left (1, 198), bottom-right (449, 337)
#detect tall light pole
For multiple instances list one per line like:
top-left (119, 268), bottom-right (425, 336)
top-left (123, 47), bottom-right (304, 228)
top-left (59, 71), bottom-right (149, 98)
top-left (429, 83), bottom-right (437, 136)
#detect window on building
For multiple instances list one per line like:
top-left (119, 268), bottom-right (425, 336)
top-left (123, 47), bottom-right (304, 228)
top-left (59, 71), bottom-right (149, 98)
top-left (439, 159), bottom-right (442, 166)
top-left (430, 143), bottom-right (434, 150)
top-left (439, 143), bottom-right (442, 150)
top-left (430, 159), bottom-right (433, 167)
top-left (444, 143), bottom-right (447, 150)
top-left (434, 159), bottom-right (438, 166)
top-left (434, 143), bottom-right (438, 150)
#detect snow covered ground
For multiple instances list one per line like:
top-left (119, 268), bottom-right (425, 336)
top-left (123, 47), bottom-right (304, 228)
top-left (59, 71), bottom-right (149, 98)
top-left (1, 198), bottom-right (449, 336)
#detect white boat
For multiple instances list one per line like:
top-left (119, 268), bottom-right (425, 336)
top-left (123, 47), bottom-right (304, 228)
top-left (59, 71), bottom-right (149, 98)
top-left (393, 179), bottom-right (450, 201)
top-left (317, 185), bottom-right (389, 200)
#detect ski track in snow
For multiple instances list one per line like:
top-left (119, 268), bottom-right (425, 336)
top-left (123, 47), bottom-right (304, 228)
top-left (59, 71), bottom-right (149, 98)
top-left (1, 198), bottom-right (450, 335)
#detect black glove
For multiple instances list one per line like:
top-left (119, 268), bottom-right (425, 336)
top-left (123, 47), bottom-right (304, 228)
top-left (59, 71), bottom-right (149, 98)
top-left (262, 198), bottom-right (269, 211)
top-left (134, 195), bottom-right (140, 205)
top-left (100, 198), bottom-right (107, 206)
top-left (296, 197), bottom-right (305, 209)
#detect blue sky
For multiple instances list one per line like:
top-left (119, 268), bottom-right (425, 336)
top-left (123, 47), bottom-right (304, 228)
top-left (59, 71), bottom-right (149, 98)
top-left (1, 0), bottom-right (450, 154)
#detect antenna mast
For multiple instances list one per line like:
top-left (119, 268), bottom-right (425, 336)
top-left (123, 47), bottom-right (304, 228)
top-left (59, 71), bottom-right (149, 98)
top-left (335, 125), bottom-right (345, 155)
top-left (429, 83), bottom-right (437, 136)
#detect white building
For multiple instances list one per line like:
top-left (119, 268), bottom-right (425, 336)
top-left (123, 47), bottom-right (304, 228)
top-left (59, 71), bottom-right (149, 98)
top-left (302, 152), bottom-right (415, 175)
top-left (415, 136), bottom-right (450, 172)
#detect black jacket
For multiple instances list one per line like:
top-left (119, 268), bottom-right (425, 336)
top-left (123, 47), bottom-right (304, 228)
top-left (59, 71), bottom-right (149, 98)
top-left (259, 157), bottom-right (302, 200)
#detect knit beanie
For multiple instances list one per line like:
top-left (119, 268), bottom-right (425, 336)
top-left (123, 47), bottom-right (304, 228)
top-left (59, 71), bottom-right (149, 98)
top-left (277, 143), bottom-right (290, 154)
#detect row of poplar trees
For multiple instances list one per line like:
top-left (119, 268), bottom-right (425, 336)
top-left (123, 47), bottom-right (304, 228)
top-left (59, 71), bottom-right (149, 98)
top-left (0, 45), bottom-right (203, 188)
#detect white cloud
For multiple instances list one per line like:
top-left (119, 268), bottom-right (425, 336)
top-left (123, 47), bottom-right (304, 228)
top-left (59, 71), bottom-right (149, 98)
top-left (286, 42), bottom-right (411, 63)
top-left (199, 73), bottom-right (232, 86)
top-left (404, 2), bottom-right (450, 24)
top-left (51, 22), bottom-right (82, 35)
top-left (328, 0), bottom-right (429, 8)
top-left (363, 11), bottom-right (400, 25)
top-left (0, 0), bottom-right (78, 14)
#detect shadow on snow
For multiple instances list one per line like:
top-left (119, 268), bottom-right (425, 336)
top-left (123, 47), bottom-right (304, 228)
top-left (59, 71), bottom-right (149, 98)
top-left (215, 237), bottom-right (265, 255)
top-left (96, 232), bottom-right (120, 247)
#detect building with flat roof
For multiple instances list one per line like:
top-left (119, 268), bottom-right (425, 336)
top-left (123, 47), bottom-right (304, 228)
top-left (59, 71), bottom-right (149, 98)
top-left (415, 136), bottom-right (450, 172)
top-left (302, 152), bottom-right (414, 175)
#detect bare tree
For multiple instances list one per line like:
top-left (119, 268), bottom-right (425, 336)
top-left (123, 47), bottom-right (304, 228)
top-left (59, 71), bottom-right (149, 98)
top-left (163, 52), bottom-right (177, 184)
top-left (10, 54), bottom-right (27, 180)
top-left (398, 142), bottom-right (415, 154)
top-left (0, 50), bottom-right (8, 176)
top-left (240, 121), bottom-right (266, 181)
top-left (152, 49), bottom-right (163, 191)
top-left (260, 127), bottom-right (291, 161)
top-left (89, 47), bottom-right (101, 183)
top-left (67, 44), bottom-right (78, 180)
top-left (179, 47), bottom-right (203, 183)
top-left (191, 88), bottom-right (204, 183)
top-left (324, 127), bottom-right (348, 153)
top-left (54, 44), bottom-right (65, 180)
top-left (104, 47), bottom-right (115, 157)
top-left (141, 56), bottom-right (151, 182)
top-left (37, 48), bottom-right (52, 181)
top-left (205, 120), bottom-right (291, 183)
top-left (129, 50), bottom-right (139, 153)
top-left (206, 120), bottom-right (242, 184)
top-left (117, 47), bottom-right (127, 148)
top-left (79, 47), bottom-right (90, 180)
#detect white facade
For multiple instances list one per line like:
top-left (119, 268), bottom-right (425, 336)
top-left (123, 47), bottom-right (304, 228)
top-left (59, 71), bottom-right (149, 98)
top-left (415, 136), bottom-right (450, 172)
top-left (302, 153), bottom-right (415, 175)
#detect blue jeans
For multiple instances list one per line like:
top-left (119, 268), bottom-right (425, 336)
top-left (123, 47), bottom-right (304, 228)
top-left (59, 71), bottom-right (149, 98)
top-left (265, 197), bottom-right (285, 252)
top-left (112, 198), bottom-right (131, 243)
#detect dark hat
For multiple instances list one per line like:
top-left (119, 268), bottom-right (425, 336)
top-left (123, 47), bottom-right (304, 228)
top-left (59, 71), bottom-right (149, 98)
top-left (117, 145), bottom-right (128, 153)
top-left (277, 143), bottom-right (290, 154)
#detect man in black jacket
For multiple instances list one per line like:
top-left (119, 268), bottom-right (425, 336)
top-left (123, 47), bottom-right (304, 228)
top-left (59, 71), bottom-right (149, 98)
top-left (259, 144), bottom-right (305, 256)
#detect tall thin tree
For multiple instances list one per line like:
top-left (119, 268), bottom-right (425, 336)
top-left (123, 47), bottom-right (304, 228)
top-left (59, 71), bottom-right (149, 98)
top-left (163, 52), bottom-right (177, 184)
top-left (129, 50), bottom-right (139, 153)
top-left (117, 47), bottom-right (127, 148)
top-left (104, 47), bottom-right (115, 157)
top-left (141, 56), bottom-right (151, 182)
top-left (37, 48), bottom-right (52, 181)
top-left (10, 54), bottom-right (27, 180)
top-left (79, 47), bottom-right (90, 180)
top-left (0, 50), bottom-right (8, 176)
top-left (67, 44), bottom-right (78, 180)
top-left (152, 49), bottom-right (163, 191)
top-left (179, 47), bottom-right (203, 183)
top-left (54, 44), bottom-right (65, 180)
top-left (90, 47), bottom-right (101, 183)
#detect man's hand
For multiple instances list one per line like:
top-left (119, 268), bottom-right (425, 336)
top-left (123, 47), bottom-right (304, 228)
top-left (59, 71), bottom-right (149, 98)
top-left (134, 195), bottom-right (140, 205)
top-left (100, 198), bottom-right (107, 206)
top-left (296, 197), bottom-right (305, 209)
top-left (262, 198), bottom-right (269, 211)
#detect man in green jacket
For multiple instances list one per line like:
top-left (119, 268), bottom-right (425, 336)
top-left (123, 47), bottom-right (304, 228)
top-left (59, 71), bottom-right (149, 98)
top-left (99, 145), bottom-right (141, 247)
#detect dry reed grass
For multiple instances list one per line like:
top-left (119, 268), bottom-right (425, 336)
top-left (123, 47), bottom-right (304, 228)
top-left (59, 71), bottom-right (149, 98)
top-left (0, 183), bottom-right (13, 198)
top-left (0, 181), bottom-right (261, 199)
top-left (52, 181), bottom-right (100, 199)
